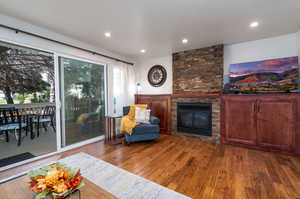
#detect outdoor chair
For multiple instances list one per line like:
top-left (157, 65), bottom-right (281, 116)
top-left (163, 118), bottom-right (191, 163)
top-left (0, 108), bottom-right (29, 146)
top-left (33, 105), bottom-right (56, 137)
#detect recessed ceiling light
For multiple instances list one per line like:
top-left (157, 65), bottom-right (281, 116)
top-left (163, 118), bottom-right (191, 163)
top-left (250, 21), bottom-right (259, 28)
top-left (182, 38), bottom-right (188, 44)
top-left (140, 49), bottom-right (146, 53)
top-left (104, 32), bottom-right (111, 38)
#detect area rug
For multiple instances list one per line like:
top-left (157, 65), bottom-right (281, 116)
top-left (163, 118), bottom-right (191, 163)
top-left (59, 152), bottom-right (191, 199)
top-left (0, 152), bottom-right (35, 167)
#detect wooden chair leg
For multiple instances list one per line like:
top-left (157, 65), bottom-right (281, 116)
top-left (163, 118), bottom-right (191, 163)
top-left (123, 137), bottom-right (130, 146)
top-left (123, 139), bottom-right (130, 146)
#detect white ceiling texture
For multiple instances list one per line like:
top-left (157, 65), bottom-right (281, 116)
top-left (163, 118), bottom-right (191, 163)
top-left (0, 0), bottom-right (299, 59)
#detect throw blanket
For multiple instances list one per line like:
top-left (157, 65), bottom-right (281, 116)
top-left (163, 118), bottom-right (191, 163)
top-left (120, 104), bottom-right (147, 135)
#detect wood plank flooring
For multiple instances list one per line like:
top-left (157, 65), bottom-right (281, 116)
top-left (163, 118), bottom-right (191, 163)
top-left (1, 135), bottom-right (300, 199)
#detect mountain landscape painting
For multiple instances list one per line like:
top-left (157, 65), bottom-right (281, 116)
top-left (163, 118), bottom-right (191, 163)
top-left (227, 56), bottom-right (299, 92)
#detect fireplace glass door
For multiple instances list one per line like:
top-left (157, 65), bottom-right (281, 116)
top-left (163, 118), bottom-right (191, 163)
top-left (177, 102), bottom-right (212, 136)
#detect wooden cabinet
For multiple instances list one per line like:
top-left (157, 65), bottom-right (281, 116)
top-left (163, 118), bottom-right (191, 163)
top-left (295, 99), bottom-right (300, 156)
top-left (222, 95), bottom-right (297, 155)
top-left (256, 99), bottom-right (294, 151)
top-left (135, 94), bottom-right (171, 134)
top-left (224, 98), bottom-right (257, 145)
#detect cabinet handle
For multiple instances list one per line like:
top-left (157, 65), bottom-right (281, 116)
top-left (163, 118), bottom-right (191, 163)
top-left (253, 104), bottom-right (256, 112)
top-left (257, 104), bottom-right (260, 113)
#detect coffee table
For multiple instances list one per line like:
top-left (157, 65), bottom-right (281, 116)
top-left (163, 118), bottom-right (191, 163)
top-left (0, 175), bottom-right (117, 199)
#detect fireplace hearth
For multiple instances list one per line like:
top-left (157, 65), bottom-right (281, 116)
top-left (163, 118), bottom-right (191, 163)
top-left (177, 102), bottom-right (212, 136)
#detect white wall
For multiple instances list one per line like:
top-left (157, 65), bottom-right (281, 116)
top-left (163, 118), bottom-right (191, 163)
top-left (0, 14), bottom-right (133, 65)
top-left (135, 33), bottom-right (300, 95)
top-left (135, 56), bottom-right (172, 94)
top-left (297, 31), bottom-right (300, 62)
top-left (224, 33), bottom-right (298, 84)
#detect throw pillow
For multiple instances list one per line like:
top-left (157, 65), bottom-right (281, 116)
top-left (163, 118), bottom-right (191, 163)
top-left (128, 104), bottom-right (147, 120)
top-left (135, 107), bottom-right (151, 123)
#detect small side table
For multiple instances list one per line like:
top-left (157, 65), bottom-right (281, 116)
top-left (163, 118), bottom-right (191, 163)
top-left (105, 115), bottom-right (123, 144)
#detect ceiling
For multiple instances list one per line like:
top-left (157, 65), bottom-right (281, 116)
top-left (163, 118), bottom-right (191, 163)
top-left (0, 0), bottom-right (300, 60)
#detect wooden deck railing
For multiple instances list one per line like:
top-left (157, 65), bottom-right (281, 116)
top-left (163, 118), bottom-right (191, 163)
top-left (0, 103), bottom-right (55, 114)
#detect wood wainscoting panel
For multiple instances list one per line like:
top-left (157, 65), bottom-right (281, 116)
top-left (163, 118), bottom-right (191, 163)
top-left (135, 94), bottom-right (171, 134)
top-left (295, 97), bottom-right (300, 155)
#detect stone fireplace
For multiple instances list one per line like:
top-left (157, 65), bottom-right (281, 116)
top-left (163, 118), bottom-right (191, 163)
top-left (171, 44), bottom-right (223, 143)
top-left (172, 97), bottom-right (221, 142)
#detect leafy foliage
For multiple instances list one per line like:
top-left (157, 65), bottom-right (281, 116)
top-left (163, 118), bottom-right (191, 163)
top-left (35, 190), bottom-right (50, 199)
top-left (0, 45), bottom-right (54, 104)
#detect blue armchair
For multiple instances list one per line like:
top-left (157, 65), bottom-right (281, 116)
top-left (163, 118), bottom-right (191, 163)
top-left (123, 106), bottom-right (160, 144)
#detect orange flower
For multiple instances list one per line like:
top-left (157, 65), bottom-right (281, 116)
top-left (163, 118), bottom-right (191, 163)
top-left (53, 182), bottom-right (69, 193)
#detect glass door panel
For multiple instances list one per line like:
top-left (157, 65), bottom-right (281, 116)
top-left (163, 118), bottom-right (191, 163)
top-left (59, 57), bottom-right (105, 147)
top-left (0, 41), bottom-right (57, 168)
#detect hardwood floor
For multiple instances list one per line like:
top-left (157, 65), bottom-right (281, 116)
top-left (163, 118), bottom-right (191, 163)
top-left (1, 135), bottom-right (300, 199)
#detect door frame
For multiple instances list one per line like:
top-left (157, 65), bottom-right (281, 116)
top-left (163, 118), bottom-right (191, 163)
top-left (0, 38), bottom-right (108, 172)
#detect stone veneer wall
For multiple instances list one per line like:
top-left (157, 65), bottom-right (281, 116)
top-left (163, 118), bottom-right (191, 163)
top-left (171, 97), bottom-right (221, 143)
top-left (172, 45), bottom-right (224, 94)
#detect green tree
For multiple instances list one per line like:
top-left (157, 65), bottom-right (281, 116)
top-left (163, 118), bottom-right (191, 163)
top-left (0, 45), bottom-right (54, 104)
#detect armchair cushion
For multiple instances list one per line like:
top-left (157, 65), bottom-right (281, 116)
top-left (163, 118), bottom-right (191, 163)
top-left (132, 123), bottom-right (160, 134)
top-left (150, 116), bottom-right (160, 125)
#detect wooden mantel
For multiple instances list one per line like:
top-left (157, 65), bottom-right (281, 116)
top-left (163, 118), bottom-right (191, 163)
top-left (171, 93), bottom-right (220, 98)
top-left (135, 93), bottom-right (221, 98)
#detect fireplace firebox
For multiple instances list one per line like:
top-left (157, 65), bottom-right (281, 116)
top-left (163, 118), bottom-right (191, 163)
top-left (177, 102), bottom-right (212, 136)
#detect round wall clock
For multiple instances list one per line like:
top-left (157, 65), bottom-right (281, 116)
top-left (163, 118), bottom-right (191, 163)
top-left (147, 65), bottom-right (167, 87)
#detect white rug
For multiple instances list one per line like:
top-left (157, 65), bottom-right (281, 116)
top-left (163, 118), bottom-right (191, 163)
top-left (59, 152), bottom-right (191, 199)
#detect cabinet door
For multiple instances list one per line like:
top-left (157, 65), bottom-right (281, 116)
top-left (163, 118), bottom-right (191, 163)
top-left (224, 98), bottom-right (257, 145)
top-left (257, 99), bottom-right (294, 151)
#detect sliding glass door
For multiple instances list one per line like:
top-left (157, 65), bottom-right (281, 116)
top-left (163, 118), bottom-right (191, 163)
top-left (0, 41), bottom-right (57, 168)
top-left (0, 40), bottom-right (107, 169)
top-left (59, 57), bottom-right (106, 147)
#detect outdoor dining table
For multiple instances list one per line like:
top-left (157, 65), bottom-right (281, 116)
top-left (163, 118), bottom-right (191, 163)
top-left (0, 112), bottom-right (38, 141)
